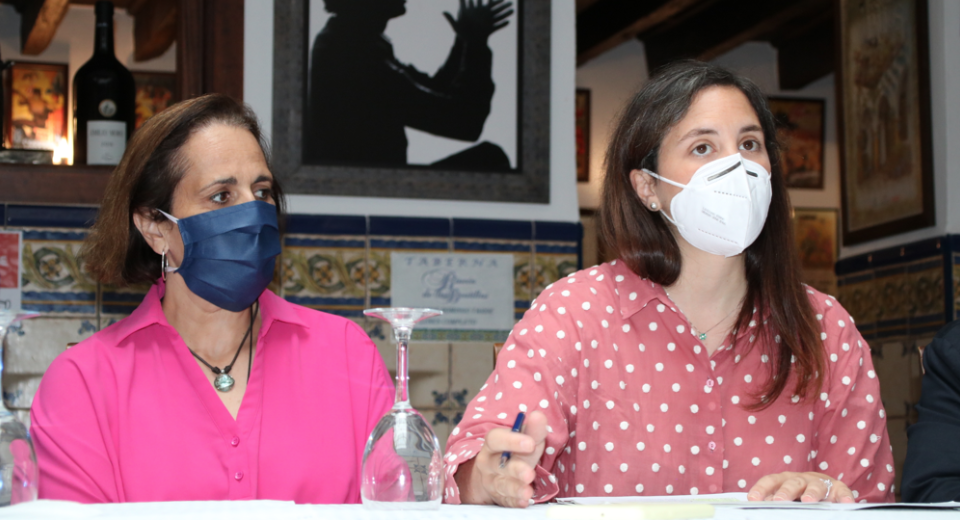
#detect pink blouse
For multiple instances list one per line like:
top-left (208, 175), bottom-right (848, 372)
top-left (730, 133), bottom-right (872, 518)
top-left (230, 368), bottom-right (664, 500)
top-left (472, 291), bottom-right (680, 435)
top-left (444, 260), bottom-right (894, 503)
top-left (31, 280), bottom-right (394, 503)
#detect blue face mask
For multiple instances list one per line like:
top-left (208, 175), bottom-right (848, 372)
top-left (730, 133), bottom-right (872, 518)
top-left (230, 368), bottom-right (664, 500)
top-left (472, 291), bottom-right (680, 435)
top-left (158, 200), bottom-right (281, 312)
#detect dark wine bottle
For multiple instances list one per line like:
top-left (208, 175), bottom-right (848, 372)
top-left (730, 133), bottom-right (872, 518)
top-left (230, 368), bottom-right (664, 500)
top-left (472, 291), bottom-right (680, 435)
top-left (73, 1), bottom-right (135, 166)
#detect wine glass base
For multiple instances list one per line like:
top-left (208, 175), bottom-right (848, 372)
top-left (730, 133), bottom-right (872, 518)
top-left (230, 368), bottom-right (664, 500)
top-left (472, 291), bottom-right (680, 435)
top-left (361, 497), bottom-right (442, 511)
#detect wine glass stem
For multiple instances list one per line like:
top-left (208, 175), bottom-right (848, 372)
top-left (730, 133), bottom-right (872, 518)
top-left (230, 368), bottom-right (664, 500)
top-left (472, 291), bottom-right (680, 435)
top-left (394, 326), bottom-right (411, 408)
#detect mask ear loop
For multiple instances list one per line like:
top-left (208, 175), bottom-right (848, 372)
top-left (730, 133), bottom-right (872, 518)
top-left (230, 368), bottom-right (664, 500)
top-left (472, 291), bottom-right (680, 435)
top-left (640, 168), bottom-right (685, 227)
top-left (156, 209), bottom-right (180, 280)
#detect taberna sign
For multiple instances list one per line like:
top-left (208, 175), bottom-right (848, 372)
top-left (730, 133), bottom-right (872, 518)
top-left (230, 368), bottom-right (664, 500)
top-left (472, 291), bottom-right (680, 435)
top-left (391, 252), bottom-right (514, 331)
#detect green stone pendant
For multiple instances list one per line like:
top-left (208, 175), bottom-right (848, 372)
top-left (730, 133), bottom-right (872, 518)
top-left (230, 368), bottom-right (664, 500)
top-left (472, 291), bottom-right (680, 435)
top-left (698, 332), bottom-right (707, 341)
top-left (214, 372), bottom-right (235, 392)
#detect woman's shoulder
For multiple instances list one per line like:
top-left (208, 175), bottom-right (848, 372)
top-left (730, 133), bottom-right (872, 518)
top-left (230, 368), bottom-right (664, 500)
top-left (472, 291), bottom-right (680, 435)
top-left (533, 261), bottom-right (623, 304)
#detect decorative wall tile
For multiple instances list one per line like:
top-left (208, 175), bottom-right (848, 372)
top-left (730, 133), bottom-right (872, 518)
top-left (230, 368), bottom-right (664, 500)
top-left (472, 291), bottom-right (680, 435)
top-left (454, 239), bottom-right (533, 320)
top-left (99, 282), bottom-right (151, 320)
top-left (872, 341), bottom-right (923, 417)
top-left (451, 342), bottom-right (495, 408)
top-left (4, 317), bottom-right (96, 375)
top-left (368, 237), bottom-right (449, 307)
top-left (886, 417), bottom-right (908, 497)
top-left (532, 242), bottom-right (579, 300)
top-left (282, 235), bottom-right (367, 318)
top-left (837, 271), bottom-right (878, 339)
top-left (371, 334), bottom-right (450, 410)
top-left (422, 410), bottom-right (455, 453)
top-left (19, 230), bottom-right (97, 315)
top-left (3, 317), bottom-right (97, 409)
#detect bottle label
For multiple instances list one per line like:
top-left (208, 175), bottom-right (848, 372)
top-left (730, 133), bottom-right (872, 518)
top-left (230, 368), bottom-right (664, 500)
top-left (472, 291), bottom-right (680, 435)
top-left (87, 121), bottom-right (126, 165)
top-left (98, 99), bottom-right (117, 117)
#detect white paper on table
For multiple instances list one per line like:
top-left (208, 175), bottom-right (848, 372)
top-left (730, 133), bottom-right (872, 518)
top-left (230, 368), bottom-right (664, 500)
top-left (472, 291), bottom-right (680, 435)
top-left (556, 494), bottom-right (960, 511)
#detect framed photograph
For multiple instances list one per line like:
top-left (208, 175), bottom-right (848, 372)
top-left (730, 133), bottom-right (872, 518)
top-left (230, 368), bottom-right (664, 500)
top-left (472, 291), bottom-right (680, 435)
top-left (132, 72), bottom-right (178, 130)
top-left (836, 0), bottom-right (934, 245)
top-left (576, 88), bottom-right (590, 183)
top-left (3, 61), bottom-right (68, 151)
top-left (272, 0), bottom-right (551, 203)
top-left (793, 207), bottom-right (839, 296)
top-left (768, 97), bottom-right (825, 189)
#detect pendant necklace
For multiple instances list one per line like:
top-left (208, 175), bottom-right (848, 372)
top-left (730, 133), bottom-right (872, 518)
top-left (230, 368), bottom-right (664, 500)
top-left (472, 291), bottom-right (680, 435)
top-left (188, 302), bottom-right (259, 392)
top-left (665, 289), bottom-right (740, 342)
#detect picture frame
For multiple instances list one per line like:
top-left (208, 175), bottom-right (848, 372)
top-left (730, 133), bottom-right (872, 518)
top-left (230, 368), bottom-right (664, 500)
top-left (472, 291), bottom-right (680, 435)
top-left (836, 0), bottom-right (935, 245)
top-left (576, 88), bottom-right (590, 183)
top-left (132, 71), bottom-right (178, 130)
top-left (768, 96), bottom-right (825, 190)
top-left (2, 61), bottom-right (68, 151)
top-left (271, 0), bottom-right (551, 203)
top-left (793, 207), bottom-right (839, 296)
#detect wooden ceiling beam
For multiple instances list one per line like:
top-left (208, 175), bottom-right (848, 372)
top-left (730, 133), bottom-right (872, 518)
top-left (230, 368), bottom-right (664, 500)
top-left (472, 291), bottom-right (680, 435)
top-left (19, 0), bottom-right (70, 55)
top-left (576, 0), bottom-right (708, 67)
top-left (639, 0), bottom-right (830, 73)
top-left (696, 0), bottom-right (832, 62)
top-left (776, 14), bottom-right (835, 90)
top-left (127, 0), bottom-right (177, 61)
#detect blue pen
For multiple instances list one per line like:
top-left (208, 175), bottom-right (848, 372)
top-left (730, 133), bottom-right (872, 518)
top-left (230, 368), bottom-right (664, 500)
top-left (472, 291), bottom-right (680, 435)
top-left (499, 412), bottom-right (526, 469)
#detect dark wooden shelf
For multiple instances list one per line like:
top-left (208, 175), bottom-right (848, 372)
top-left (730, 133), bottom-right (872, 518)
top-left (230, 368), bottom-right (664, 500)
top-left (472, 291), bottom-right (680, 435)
top-left (0, 164), bottom-right (113, 205)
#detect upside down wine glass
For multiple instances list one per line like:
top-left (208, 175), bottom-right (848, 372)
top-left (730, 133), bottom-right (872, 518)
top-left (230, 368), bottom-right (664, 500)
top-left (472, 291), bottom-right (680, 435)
top-left (361, 307), bottom-right (444, 510)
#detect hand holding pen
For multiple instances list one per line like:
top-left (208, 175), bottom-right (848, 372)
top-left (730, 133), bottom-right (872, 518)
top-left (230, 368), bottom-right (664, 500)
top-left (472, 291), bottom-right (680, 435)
top-left (454, 410), bottom-right (549, 508)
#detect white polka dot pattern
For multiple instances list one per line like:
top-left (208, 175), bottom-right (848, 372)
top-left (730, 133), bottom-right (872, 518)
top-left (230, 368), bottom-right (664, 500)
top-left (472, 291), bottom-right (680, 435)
top-left (441, 262), bottom-right (894, 505)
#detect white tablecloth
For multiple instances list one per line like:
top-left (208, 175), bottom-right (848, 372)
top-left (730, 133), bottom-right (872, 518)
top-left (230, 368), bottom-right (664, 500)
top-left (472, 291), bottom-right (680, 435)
top-left (1, 499), bottom-right (957, 520)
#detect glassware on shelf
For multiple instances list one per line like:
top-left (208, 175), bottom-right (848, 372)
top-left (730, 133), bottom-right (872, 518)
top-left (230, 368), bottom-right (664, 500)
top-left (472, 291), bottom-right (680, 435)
top-left (361, 307), bottom-right (444, 510)
top-left (0, 311), bottom-right (40, 506)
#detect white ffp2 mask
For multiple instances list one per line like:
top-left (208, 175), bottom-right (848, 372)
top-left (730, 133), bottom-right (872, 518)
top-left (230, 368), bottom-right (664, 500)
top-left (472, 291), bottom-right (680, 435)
top-left (643, 153), bottom-right (772, 257)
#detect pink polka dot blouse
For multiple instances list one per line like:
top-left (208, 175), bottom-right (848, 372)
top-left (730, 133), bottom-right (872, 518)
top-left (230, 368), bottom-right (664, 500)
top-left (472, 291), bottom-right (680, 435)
top-left (443, 260), bottom-right (894, 503)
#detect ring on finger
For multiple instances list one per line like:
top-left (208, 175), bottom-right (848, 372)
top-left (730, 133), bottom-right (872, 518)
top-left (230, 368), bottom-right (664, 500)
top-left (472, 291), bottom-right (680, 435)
top-left (819, 478), bottom-right (833, 500)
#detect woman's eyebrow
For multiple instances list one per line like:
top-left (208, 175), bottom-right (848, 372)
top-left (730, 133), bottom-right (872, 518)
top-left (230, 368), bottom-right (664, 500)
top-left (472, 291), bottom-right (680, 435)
top-left (201, 177), bottom-right (237, 190)
top-left (740, 124), bottom-right (763, 134)
top-left (253, 175), bottom-right (273, 184)
top-left (678, 128), bottom-right (717, 142)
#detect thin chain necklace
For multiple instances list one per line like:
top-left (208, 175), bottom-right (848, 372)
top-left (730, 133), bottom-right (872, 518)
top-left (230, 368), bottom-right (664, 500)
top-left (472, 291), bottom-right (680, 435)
top-left (665, 289), bottom-right (740, 342)
top-left (188, 302), bottom-right (259, 392)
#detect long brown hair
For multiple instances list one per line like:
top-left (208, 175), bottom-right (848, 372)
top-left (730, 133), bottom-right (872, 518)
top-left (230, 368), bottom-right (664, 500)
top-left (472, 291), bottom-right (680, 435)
top-left (599, 60), bottom-right (823, 409)
top-left (81, 94), bottom-right (286, 287)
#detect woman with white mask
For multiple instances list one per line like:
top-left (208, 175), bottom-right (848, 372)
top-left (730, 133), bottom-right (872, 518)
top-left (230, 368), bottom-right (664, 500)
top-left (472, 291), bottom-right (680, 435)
top-left (444, 61), bottom-right (893, 506)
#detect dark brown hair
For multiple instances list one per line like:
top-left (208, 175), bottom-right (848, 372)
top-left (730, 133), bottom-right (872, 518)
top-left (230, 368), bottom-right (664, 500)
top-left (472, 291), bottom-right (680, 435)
top-left (599, 60), bottom-right (823, 409)
top-left (82, 93), bottom-right (286, 286)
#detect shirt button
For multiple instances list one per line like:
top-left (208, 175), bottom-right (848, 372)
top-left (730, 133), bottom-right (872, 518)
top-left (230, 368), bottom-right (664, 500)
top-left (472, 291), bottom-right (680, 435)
top-left (708, 402), bottom-right (717, 411)
top-left (709, 485), bottom-right (718, 493)
top-left (235, 471), bottom-right (244, 481)
top-left (708, 441), bottom-right (717, 451)
top-left (231, 437), bottom-right (240, 447)
top-left (706, 379), bottom-right (715, 387)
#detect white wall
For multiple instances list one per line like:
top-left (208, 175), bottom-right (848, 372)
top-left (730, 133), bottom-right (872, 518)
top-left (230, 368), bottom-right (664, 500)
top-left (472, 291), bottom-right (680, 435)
top-left (243, 0), bottom-right (579, 223)
top-left (0, 4), bottom-right (177, 151)
top-left (575, 39), bottom-right (648, 209)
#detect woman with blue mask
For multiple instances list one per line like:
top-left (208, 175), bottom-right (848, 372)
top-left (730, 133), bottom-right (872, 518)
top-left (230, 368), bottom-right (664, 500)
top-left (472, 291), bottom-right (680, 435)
top-left (29, 94), bottom-right (394, 503)
top-left (446, 61), bottom-right (893, 507)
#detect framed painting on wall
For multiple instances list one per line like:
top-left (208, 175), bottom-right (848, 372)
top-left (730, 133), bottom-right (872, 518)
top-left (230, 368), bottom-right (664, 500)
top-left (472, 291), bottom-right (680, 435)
top-left (768, 97), bottom-right (825, 189)
top-left (576, 88), bottom-right (590, 183)
top-left (2, 61), bottom-right (68, 151)
top-left (272, 0), bottom-right (551, 203)
top-left (793, 207), bottom-right (839, 296)
top-left (132, 72), bottom-right (178, 130)
top-left (836, 0), bottom-right (934, 245)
